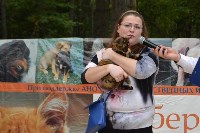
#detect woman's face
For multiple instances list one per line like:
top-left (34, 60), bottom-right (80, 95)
top-left (117, 15), bottom-right (143, 46)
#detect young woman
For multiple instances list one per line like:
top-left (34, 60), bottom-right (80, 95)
top-left (81, 10), bottom-right (159, 133)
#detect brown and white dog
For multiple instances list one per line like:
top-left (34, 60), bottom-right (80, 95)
top-left (172, 38), bottom-right (200, 86)
top-left (0, 93), bottom-right (70, 133)
top-left (0, 40), bottom-right (30, 82)
top-left (39, 41), bottom-right (72, 81)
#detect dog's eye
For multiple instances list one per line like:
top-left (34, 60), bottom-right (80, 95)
top-left (16, 65), bottom-right (24, 73)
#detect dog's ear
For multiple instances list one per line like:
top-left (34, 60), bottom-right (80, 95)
top-left (56, 42), bottom-right (64, 50)
top-left (37, 93), bottom-right (69, 132)
top-left (16, 40), bottom-right (30, 58)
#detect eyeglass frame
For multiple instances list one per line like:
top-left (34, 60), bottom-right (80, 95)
top-left (120, 23), bottom-right (143, 30)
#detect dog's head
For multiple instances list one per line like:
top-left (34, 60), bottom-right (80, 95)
top-left (0, 40), bottom-right (30, 82)
top-left (0, 93), bottom-right (69, 133)
top-left (56, 41), bottom-right (72, 53)
top-left (112, 37), bottom-right (129, 56)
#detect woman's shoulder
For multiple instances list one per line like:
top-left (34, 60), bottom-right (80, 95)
top-left (141, 47), bottom-right (159, 66)
top-left (95, 48), bottom-right (105, 60)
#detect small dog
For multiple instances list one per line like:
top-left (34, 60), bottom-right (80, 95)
top-left (97, 37), bottom-right (132, 90)
top-left (0, 40), bottom-right (30, 82)
top-left (0, 93), bottom-right (70, 133)
top-left (39, 41), bottom-right (72, 77)
top-left (54, 51), bottom-right (72, 83)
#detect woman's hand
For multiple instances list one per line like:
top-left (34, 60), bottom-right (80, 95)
top-left (153, 45), bottom-right (181, 62)
top-left (102, 48), bottom-right (114, 60)
top-left (108, 64), bottom-right (128, 82)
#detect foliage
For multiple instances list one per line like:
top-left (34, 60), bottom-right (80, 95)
top-left (137, 0), bottom-right (200, 37)
top-left (1, 0), bottom-right (200, 38)
top-left (68, 0), bottom-right (95, 37)
top-left (4, 0), bottom-right (76, 38)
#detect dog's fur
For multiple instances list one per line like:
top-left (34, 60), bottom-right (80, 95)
top-left (0, 40), bottom-right (30, 82)
top-left (54, 51), bottom-right (72, 83)
top-left (39, 41), bottom-right (72, 80)
top-left (172, 38), bottom-right (200, 86)
top-left (0, 93), bottom-right (70, 133)
top-left (98, 37), bottom-right (132, 90)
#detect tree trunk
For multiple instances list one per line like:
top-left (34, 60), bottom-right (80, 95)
top-left (93, 0), bottom-right (136, 38)
top-left (0, 0), bottom-right (7, 38)
top-left (110, 0), bottom-right (136, 27)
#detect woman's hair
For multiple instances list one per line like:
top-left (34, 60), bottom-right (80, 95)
top-left (109, 10), bottom-right (149, 47)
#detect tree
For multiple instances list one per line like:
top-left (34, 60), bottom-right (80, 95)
top-left (0, 0), bottom-right (7, 38)
top-left (4, 0), bottom-right (76, 38)
top-left (1, 0), bottom-right (200, 38)
top-left (137, 0), bottom-right (200, 37)
top-left (92, 0), bottom-right (136, 37)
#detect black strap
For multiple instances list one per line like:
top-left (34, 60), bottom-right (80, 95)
top-left (84, 90), bottom-right (112, 109)
top-left (104, 90), bottom-right (112, 102)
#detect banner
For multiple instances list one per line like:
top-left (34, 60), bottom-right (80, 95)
top-left (0, 38), bottom-right (200, 133)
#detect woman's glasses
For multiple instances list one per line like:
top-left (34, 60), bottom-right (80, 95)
top-left (120, 23), bottom-right (142, 30)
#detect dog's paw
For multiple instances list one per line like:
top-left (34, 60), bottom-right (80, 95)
top-left (43, 70), bottom-right (48, 74)
top-left (63, 77), bottom-right (67, 83)
top-left (41, 69), bottom-right (48, 74)
top-left (54, 76), bottom-right (58, 80)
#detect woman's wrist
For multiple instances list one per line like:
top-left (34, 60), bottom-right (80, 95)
top-left (106, 64), bottom-right (112, 73)
top-left (174, 53), bottom-right (181, 63)
top-left (108, 49), bottom-right (115, 61)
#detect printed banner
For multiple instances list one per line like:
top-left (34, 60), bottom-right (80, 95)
top-left (0, 38), bottom-right (200, 133)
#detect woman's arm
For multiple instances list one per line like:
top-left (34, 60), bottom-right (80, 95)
top-left (84, 64), bottom-right (128, 83)
top-left (177, 54), bottom-right (198, 74)
top-left (102, 48), bottom-right (158, 79)
top-left (102, 48), bottom-right (137, 77)
top-left (81, 52), bottom-right (128, 83)
top-left (84, 64), bottom-right (110, 83)
top-left (153, 46), bottom-right (198, 74)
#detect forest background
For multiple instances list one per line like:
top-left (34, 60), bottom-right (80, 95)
top-left (0, 0), bottom-right (199, 39)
